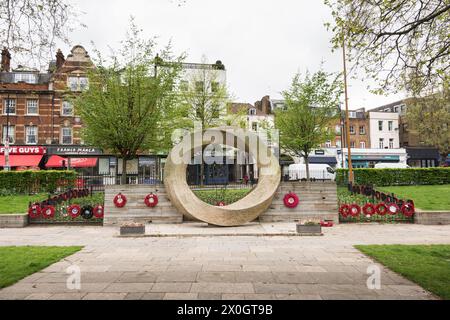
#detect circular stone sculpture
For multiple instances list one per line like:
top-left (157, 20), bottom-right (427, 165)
top-left (164, 127), bottom-right (281, 227)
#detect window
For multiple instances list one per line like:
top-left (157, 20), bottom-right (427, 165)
top-left (249, 108), bottom-right (257, 116)
top-left (378, 121), bottom-right (383, 131)
top-left (195, 81), bottom-right (204, 93)
top-left (2, 125), bottom-right (15, 144)
top-left (211, 82), bottom-right (219, 93)
top-left (388, 121), bottom-right (394, 131)
top-left (349, 126), bottom-right (355, 134)
top-left (335, 125), bottom-right (341, 134)
top-left (389, 139), bottom-right (394, 149)
top-left (62, 101), bottom-right (73, 116)
top-left (14, 73), bottom-right (37, 84)
top-left (68, 76), bottom-right (89, 91)
top-left (26, 99), bottom-right (39, 115)
top-left (180, 80), bottom-right (189, 91)
top-left (349, 111), bottom-right (357, 118)
top-left (252, 122), bottom-right (258, 132)
top-left (3, 99), bottom-right (16, 115)
top-left (325, 140), bottom-right (332, 148)
top-left (360, 142), bottom-right (366, 149)
top-left (359, 126), bottom-right (365, 135)
top-left (61, 127), bottom-right (73, 145)
top-left (25, 126), bottom-right (38, 144)
top-left (336, 140), bottom-right (341, 148)
top-left (350, 141), bottom-right (356, 148)
top-left (379, 138), bottom-right (384, 149)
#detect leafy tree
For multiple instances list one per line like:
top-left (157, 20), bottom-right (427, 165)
top-left (325, 0), bottom-right (450, 95)
top-left (178, 57), bottom-right (231, 185)
top-left (0, 0), bottom-right (83, 69)
top-left (275, 71), bottom-right (342, 179)
top-left (75, 21), bottom-right (184, 184)
top-left (406, 80), bottom-right (450, 160)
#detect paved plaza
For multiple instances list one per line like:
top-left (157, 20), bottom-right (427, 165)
top-left (0, 223), bottom-right (449, 300)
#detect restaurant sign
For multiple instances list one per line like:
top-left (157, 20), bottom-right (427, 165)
top-left (0, 146), bottom-right (46, 155)
top-left (47, 146), bottom-right (103, 156)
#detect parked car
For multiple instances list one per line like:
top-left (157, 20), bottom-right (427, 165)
top-left (289, 164), bottom-right (336, 181)
top-left (374, 163), bottom-right (410, 169)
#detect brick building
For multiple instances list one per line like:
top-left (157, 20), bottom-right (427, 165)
top-left (0, 46), bottom-right (100, 171)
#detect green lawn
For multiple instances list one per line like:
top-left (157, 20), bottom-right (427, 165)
top-left (0, 194), bottom-right (47, 214)
top-left (378, 185), bottom-right (450, 211)
top-left (356, 245), bottom-right (450, 300)
top-left (0, 193), bottom-right (105, 215)
top-left (0, 246), bottom-right (83, 289)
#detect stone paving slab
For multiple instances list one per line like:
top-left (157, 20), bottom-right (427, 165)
top-left (0, 223), bottom-right (449, 300)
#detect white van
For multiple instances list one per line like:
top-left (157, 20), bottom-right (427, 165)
top-left (374, 163), bottom-right (410, 169)
top-left (289, 164), bottom-right (336, 181)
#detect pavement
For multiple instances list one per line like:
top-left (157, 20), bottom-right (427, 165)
top-left (0, 223), bottom-right (449, 300)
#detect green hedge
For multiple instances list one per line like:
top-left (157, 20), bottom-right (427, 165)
top-left (0, 171), bottom-right (77, 195)
top-left (336, 168), bottom-right (450, 187)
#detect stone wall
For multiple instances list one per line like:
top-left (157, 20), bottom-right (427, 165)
top-left (103, 185), bottom-right (183, 226)
top-left (0, 214), bottom-right (28, 228)
top-left (260, 181), bottom-right (339, 223)
top-left (415, 210), bottom-right (450, 225)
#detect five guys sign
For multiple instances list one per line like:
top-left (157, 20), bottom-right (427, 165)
top-left (0, 146), bottom-right (46, 155)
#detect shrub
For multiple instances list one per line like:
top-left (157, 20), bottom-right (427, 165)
top-left (336, 168), bottom-right (450, 187)
top-left (193, 189), bottom-right (251, 205)
top-left (0, 171), bottom-right (77, 194)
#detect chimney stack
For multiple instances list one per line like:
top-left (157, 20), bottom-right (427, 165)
top-left (1, 48), bottom-right (11, 72)
top-left (55, 49), bottom-right (65, 70)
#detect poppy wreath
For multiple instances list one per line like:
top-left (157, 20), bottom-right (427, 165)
top-left (114, 193), bottom-right (127, 208)
top-left (60, 206), bottom-right (69, 218)
top-left (28, 204), bottom-right (41, 219)
top-left (81, 206), bottom-right (94, 220)
top-left (284, 193), bottom-right (299, 209)
top-left (376, 203), bottom-right (388, 216)
top-left (42, 206), bottom-right (56, 219)
top-left (93, 205), bottom-right (104, 219)
top-left (387, 203), bottom-right (400, 215)
top-left (144, 194), bottom-right (159, 208)
top-left (363, 203), bottom-right (376, 216)
top-left (402, 203), bottom-right (415, 217)
top-left (68, 205), bottom-right (81, 218)
top-left (339, 204), bottom-right (351, 218)
top-left (350, 204), bottom-right (361, 217)
top-left (217, 201), bottom-right (226, 207)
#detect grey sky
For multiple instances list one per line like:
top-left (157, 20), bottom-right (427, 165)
top-left (62, 0), bottom-right (405, 110)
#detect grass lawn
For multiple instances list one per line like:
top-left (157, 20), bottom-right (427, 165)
top-left (0, 246), bottom-right (83, 289)
top-left (356, 245), bottom-right (450, 300)
top-left (378, 185), bottom-right (450, 211)
top-left (0, 194), bottom-right (47, 214)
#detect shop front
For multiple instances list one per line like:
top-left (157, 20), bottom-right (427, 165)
top-left (406, 147), bottom-right (440, 168)
top-left (0, 146), bottom-right (46, 171)
top-left (342, 149), bottom-right (408, 169)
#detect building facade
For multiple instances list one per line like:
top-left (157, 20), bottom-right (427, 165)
top-left (368, 111), bottom-right (400, 150)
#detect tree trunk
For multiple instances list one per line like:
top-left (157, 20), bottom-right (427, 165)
top-left (121, 158), bottom-right (127, 185)
top-left (305, 156), bottom-right (311, 181)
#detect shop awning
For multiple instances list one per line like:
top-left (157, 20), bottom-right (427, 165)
top-left (0, 155), bottom-right (43, 167)
top-left (309, 156), bottom-right (338, 165)
top-left (406, 148), bottom-right (440, 160)
top-left (46, 156), bottom-right (98, 168)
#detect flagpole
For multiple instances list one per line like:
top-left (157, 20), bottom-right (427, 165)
top-left (342, 34), bottom-right (354, 184)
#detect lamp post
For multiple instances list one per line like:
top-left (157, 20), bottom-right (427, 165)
top-left (342, 34), bottom-right (354, 184)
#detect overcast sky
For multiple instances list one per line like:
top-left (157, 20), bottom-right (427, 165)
top-left (62, 0), bottom-right (405, 110)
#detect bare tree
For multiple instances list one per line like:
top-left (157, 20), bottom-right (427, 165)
top-left (0, 0), bottom-right (83, 69)
top-left (325, 0), bottom-right (450, 95)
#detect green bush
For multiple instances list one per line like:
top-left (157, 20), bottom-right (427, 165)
top-left (193, 189), bottom-right (251, 206)
top-left (0, 171), bottom-right (77, 194)
top-left (336, 168), bottom-right (450, 187)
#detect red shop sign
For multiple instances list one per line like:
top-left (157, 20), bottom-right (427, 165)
top-left (0, 146), bottom-right (46, 155)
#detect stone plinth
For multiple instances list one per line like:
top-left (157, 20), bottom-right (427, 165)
top-left (0, 214), bottom-right (29, 228)
top-left (415, 210), bottom-right (450, 225)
